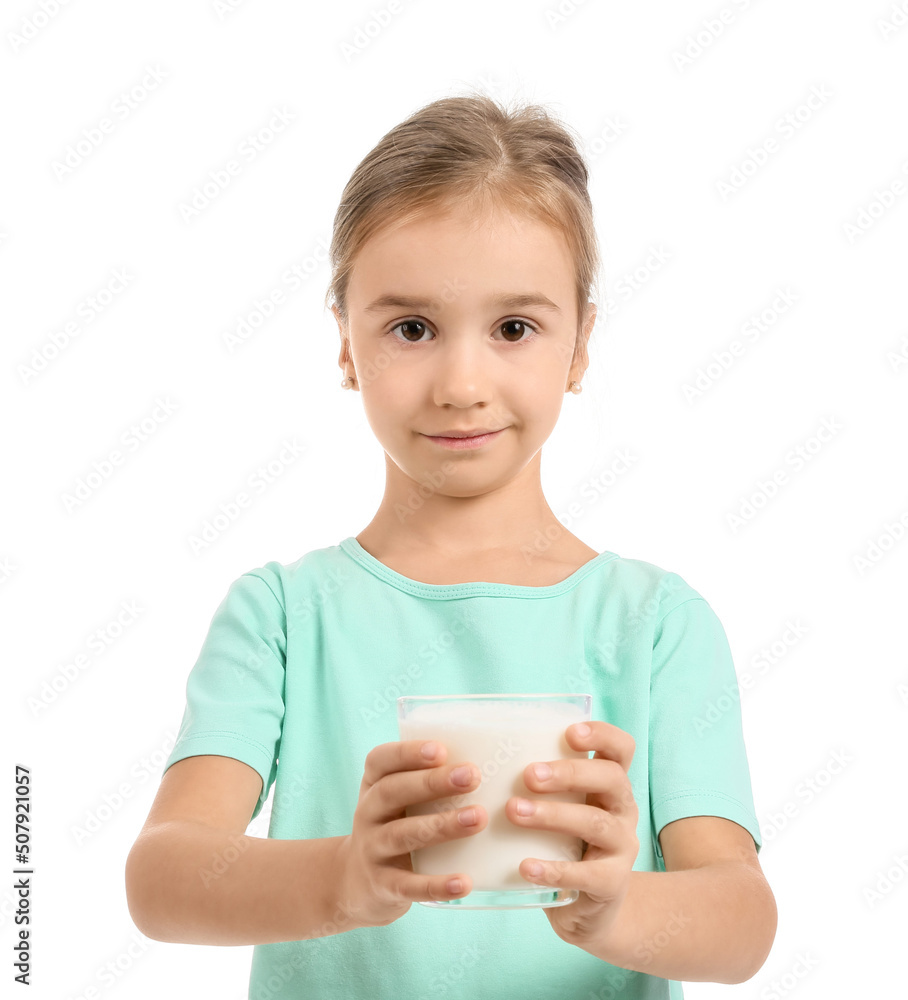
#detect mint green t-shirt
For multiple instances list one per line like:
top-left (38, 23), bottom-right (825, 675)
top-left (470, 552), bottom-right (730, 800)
top-left (163, 537), bottom-right (762, 999)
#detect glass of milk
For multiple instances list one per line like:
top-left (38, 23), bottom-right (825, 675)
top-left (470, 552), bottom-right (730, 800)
top-left (398, 693), bottom-right (592, 909)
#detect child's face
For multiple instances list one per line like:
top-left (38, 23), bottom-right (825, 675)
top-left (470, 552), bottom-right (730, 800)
top-left (335, 202), bottom-right (595, 498)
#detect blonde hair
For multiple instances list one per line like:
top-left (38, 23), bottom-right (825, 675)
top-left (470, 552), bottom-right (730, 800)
top-left (324, 91), bottom-right (601, 353)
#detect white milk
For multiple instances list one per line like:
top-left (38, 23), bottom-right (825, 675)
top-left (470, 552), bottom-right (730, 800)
top-left (399, 698), bottom-right (589, 892)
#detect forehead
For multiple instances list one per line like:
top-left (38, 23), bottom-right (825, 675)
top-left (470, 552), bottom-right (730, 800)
top-left (347, 205), bottom-right (575, 307)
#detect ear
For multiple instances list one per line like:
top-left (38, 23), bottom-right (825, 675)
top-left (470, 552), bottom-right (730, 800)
top-left (333, 305), bottom-right (351, 372)
top-left (568, 301), bottom-right (597, 385)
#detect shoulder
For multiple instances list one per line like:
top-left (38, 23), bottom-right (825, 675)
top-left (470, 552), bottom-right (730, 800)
top-left (599, 550), bottom-right (706, 621)
top-left (231, 540), bottom-right (353, 612)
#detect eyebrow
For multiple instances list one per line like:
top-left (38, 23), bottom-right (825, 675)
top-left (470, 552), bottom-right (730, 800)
top-left (363, 293), bottom-right (562, 314)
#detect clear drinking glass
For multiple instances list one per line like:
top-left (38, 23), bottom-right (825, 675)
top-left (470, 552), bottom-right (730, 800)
top-left (397, 693), bottom-right (592, 909)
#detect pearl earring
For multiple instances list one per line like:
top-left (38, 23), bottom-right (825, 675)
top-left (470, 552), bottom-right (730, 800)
top-left (341, 375), bottom-right (356, 389)
top-left (569, 381), bottom-right (583, 394)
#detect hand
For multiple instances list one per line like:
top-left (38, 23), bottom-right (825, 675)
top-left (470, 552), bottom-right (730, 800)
top-left (337, 739), bottom-right (489, 928)
top-left (506, 720), bottom-right (639, 947)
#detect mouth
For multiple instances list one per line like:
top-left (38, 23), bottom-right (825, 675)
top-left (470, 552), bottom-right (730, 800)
top-left (421, 428), bottom-right (506, 451)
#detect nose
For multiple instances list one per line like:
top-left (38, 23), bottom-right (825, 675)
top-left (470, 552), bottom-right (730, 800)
top-left (430, 334), bottom-right (494, 409)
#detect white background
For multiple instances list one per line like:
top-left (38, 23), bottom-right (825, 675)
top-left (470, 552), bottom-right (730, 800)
top-left (4, 0), bottom-right (908, 997)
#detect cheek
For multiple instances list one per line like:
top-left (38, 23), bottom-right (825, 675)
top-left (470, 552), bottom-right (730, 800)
top-left (360, 377), bottom-right (412, 431)
top-left (518, 371), bottom-right (565, 417)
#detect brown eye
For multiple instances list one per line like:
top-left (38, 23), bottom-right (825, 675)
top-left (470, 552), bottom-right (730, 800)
top-left (498, 320), bottom-right (536, 343)
top-left (390, 320), bottom-right (433, 343)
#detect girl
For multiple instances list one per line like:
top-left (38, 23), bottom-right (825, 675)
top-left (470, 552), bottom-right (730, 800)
top-left (125, 92), bottom-right (776, 999)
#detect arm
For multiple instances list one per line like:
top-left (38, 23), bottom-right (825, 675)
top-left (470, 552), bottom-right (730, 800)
top-left (125, 755), bottom-right (363, 945)
top-left (582, 817), bottom-right (777, 984)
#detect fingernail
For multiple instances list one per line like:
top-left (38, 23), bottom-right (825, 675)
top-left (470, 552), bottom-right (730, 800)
top-left (515, 798), bottom-right (536, 816)
top-left (451, 765), bottom-right (474, 786)
top-left (532, 763), bottom-right (552, 781)
top-left (573, 723), bottom-right (591, 738)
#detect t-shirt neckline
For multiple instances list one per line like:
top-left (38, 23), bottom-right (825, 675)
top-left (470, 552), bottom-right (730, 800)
top-left (339, 536), bottom-right (616, 599)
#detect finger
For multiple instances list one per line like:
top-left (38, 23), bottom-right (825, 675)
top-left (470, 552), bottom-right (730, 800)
top-left (406, 869), bottom-right (475, 903)
top-left (519, 850), bottom-right (633, 903)
top-left (524, 757), bottom-right (637, 814)
top-left (388, 800), bottom-right (488, 868)
top-left (371, 759), bottom-right (482, 828)
top-left (361, 740), bottom-right (450, 790)
top-left (564, 721), bottom-right (636, 773)
top-left (507, 797), bottom-right (638, 852)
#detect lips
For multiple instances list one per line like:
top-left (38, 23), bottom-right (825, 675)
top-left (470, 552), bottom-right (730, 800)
top-left (426, 428), bottom-right (502, 438)
top-left (422, 428), bottom-right (505, 450)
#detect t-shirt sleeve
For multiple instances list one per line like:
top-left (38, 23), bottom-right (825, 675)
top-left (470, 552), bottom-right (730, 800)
top-left (648, 591), bottom-right (762, 863)
top-left (163, 569), bottom-right (286, 822)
